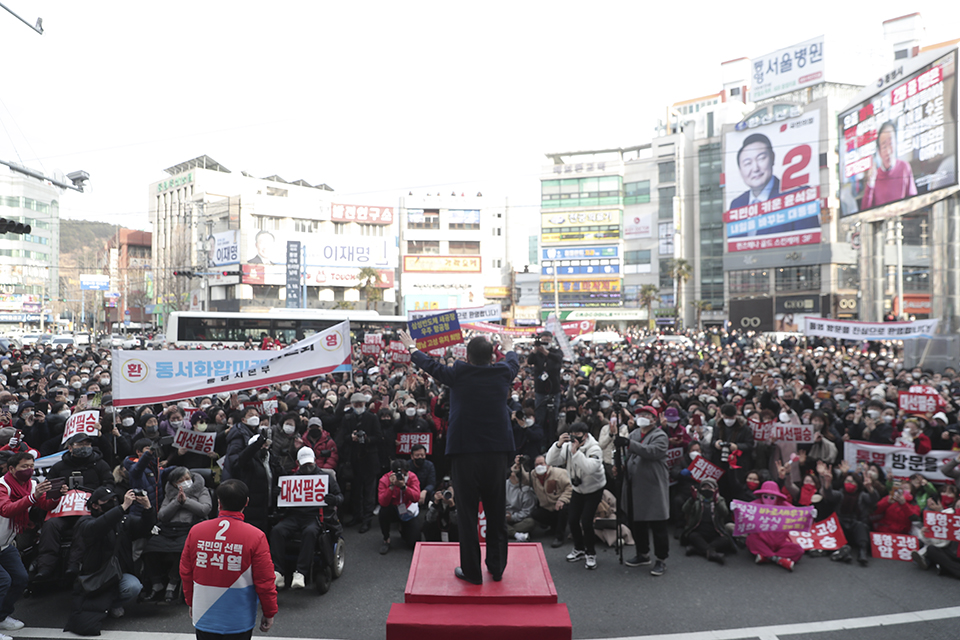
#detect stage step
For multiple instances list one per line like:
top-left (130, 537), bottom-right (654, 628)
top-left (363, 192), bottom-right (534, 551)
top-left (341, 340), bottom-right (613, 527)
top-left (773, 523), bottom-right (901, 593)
top-left (387, 602), bottom-right (572, 640)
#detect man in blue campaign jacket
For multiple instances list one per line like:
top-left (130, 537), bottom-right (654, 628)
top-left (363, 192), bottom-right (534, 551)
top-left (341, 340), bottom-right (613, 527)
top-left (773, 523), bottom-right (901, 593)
top-left (398, 330), bottom-right (519, 585)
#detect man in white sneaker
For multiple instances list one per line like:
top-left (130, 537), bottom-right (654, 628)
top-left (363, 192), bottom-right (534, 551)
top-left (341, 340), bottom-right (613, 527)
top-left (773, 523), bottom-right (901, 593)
top-left (505, 457), bottom-right (536, 541)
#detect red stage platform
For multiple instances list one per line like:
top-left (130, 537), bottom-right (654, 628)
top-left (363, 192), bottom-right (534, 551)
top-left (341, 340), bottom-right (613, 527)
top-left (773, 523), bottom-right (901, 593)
top-left (387, 542), bottom-right (572, 640)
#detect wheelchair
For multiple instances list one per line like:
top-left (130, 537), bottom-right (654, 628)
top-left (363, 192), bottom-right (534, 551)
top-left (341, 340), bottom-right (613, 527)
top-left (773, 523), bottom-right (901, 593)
top-left (274, 516), bottom-right (345, 595)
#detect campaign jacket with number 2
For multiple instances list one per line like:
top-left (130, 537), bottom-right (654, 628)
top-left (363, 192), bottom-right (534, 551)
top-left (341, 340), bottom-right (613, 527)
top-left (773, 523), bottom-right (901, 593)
top-left (180, 510), bottom-right (278, 635)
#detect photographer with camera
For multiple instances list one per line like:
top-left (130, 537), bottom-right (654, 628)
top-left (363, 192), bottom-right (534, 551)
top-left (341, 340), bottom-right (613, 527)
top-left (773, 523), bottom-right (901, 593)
top-left (529, 331), bottom-right (563, 447)
top-left (337, 392), bottom-right (383, 533)
top-left (122, 438), bottom-right (160, 516)
top-left (518, 455), bottom-right (571, 548)
top-left (223, 406), bottom-right (263, 481)
top-left (423, 479), bottom-right (458, 542)
top-left (710, 403), bottom-right (755, 497)
top-left (34, 433), bottom-right (115, 581)
top-left (505, 457), bottom-right (536, 541)
top-left (377, 459), bottom-right (421, 554)
top-left (546, 422), bottom-right (605, 569)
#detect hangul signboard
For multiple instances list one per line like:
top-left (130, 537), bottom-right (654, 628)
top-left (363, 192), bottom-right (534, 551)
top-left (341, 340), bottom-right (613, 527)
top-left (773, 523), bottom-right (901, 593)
top-left (285, 241), bottom-right (302, 309)
top-left (788, 513), bottom-right (847, 551)
top-left (750, 35), bottom-right (826, 101)
top-left (666, 447), bottom-right (685, 470)
top-left (870, 532), bottom-right (919, 561)
top-left (61, 410), bottom-right (101, 444)
top-left (898, 391), bottom-right (940, 415)
top-left (749, 417), bottom-right (774, 441)
top-left (360, 343), bottom-right (382, 357)
top-left (396, 433), bottom-right (433, 456)
top-left (844, 440), bottom-right (956, 481)
top-left (451, 343), bottom-right (467, 360)
top-left (387, 341), bottom-right (411, 364)
top-left (770, 422), bottom-right (817, 443)
top-left (408, 310), bottom-right (463, 351)
top-left (403, 256), bottom-right (481, 273)
top-left (923, 510), bottom-right (960, 541)
top-left (242, 400), bottom-right (279, 417)
top-left (46, 489), bottom-right (91, 520)
top-left (174, 427), bottom-right (217, 455)
top-left (688, 456), bottom-right (724, 483)
top-left (732, 500), bottom-right (815, 536)
top-left (364, 333), bottom-right (383, 345)
top-left (277, 474), bottom-right (329, 507)
top-left (330, 203), bottom-right (394, 225)
top-left (803, 317), bottom-right (939, 341)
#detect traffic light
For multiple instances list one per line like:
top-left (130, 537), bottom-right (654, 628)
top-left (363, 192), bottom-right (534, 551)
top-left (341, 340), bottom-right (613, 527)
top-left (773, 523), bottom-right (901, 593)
top-left (221, 270), bottom-right (242, 276)
top-left (173, 270), bottom-right (197, 278)
top-left (0, 218), bottom-right (31, 234)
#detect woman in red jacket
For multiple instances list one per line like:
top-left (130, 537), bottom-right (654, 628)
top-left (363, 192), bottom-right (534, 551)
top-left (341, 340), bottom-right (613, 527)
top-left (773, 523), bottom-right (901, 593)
top-left (377, 459), bottom-right (421, 555)
top-left (873, 486), bottom-right (921, 534)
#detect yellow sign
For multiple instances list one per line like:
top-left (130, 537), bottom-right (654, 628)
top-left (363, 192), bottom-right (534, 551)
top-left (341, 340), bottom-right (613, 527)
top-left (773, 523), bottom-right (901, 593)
top-left (403, 256), bottom-right (482, 273)
top-left (484, 286), bottom-right (510, 298)
top-left (541, 210), bottom-right (621, 229)
top-left (540, 279), bottom-right (621, 293)
top-left (541, 230), bottom-right (621, 244)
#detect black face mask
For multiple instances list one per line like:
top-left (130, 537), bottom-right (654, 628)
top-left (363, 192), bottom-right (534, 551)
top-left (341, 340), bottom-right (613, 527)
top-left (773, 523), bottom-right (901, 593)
top-left (412, 458), bottom-right (424, 467)
top-left (700, 489), bottom-right (715, 500)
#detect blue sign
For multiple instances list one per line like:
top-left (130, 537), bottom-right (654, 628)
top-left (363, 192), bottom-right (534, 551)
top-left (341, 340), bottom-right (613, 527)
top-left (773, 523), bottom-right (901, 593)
top-left (542, 263), bottom-right (620, 276)
top-left (80, 276), bottom-right (110, 291)
top-left (408, 310), bottom-right (462, 351)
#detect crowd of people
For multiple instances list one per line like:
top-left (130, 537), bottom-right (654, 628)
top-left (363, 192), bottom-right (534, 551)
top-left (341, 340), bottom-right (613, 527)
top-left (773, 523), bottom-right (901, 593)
top-left (0, 326), bottom-right (956, 636)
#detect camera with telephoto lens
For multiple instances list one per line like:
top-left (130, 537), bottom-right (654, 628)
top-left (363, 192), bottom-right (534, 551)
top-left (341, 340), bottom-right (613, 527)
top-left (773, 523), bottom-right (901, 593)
top-left (354, 430), bottom-right (366, 444)
top-left (394, 470), bottom-right (404, 483)
top-left (443, 489), bottom-right (453, 501)
top-left (718, 441), bottom-right (731, 463)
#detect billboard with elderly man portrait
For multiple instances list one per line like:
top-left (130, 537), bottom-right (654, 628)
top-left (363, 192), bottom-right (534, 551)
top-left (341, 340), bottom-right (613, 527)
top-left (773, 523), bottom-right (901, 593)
top-left (838, 48), bottom-right (958, 217)
top-left (723, 107), bottom-right (821, 253)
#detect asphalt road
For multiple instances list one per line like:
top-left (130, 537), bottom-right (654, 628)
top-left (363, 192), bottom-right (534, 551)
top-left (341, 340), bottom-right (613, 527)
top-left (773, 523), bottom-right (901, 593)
top-left (12, 525), bottom-right (960, 640)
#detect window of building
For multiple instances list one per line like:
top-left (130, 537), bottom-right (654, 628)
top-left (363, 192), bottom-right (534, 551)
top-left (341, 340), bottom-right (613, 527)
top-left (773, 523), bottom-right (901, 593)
top-left (729, 269), bottom-right (770, 296)
top-left (658, 222), bottom-right (674, 255)
top-left (698, 143), bottom-right (724, 309)
top-left (659, 258), bottom-right (674, 289)
top-left (333, 222), bottom-right (347, 235)
top-left (255, 216), bottom-right (281, 231)
top-left (294, 219), bottom-right (319, 233)
top-left (359, 224), bottom-right (384, 237)
top-left (408, 209), bottom-right (440, 230)
top-left (541, 176), bottom-right (622, 208)
top-left (731, 87), bottom-right (741, 96)
top-left (407, 240), bottom-right (440, 255)
top-left (895, 49), bottom-right (909, 60)
top-left (624, 180), bottom-right (651, 205)
top-left (775, 266), bottom-right (820, 292)
top-left (449, 241), bottom-right (480, 255)
top-left (903, 269), bottom-right (930, 292)
top-left (658, 161), bottom-right (676, 184)
top-left (658, 186), bottom-right (675, 219)
top-left (449, 210), bottom-right (481, 230)
top-left (837, 264), bottom-right (859, 290)
top-left (901, 210), bottom-right (930, 247)
top-left (624, 250), bottom-right (651, 265)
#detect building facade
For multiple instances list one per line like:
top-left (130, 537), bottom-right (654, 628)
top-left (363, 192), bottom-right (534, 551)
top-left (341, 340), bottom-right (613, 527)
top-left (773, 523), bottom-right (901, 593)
top-left (98, 229), bottom-right (153, 328)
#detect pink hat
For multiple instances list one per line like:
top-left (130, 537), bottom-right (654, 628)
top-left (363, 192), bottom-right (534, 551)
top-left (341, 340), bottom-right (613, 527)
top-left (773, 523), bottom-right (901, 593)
top-left (754, 480), bottom-right (789, 501)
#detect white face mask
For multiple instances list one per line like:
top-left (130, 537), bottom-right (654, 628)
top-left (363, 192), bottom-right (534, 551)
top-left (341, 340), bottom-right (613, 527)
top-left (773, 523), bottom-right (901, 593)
top-left (405, 407), bottom-right (417, 417)
top-left (281, 385), bottom-right (291, 393)
top-left (80, 377), bottom-right (89, 385)
top-left (326, 395), bottom-right (337, 404)
top-left (100, 377), bottom-right (110, 385)
top-left (524, 417), bottom-right (535, 427)
top-left (690, 450), bottom-right (701, 460)
top-left (180, 479), bottom-right (193, 490)
top-left (535, 464), bottom-right (548, 476)
top-left (605, 380), bottom-right (616, 388)
top-left (637, 417), bottom-right (651, 428)
top-left (200, 404), bottom-right (211, 410)
top-left (354, 406), bottom-right (366, 415)
top-left (835, 394), bottom-right (845, 401)
top-left (71, 381), bottom-right (82, 389)
top-left (779, 412), bottom-right (791, 423)
top-left (121, 417), bottom-right (134, 427)
top-left (363, 394), bottom-right (372, 402)
top-left (170, 420), bottom-right (183, 429)
top-left (59, 409), bottom-right (71, 418)
top-left (723, 417), bottom-right (736, 426)
top-left (246, 416), bottom-right (260, 427)
top-left (511, 394), bottom-right (519, 402)
top-left (6, 404), bottom-right (16, 414)
top-left (600, 401), bottom-right (611, 409)
top-left (416, 408), bottom-right (427, 416)
top-left (282, 423), bottom-right (296, 434)
top-left (867, 410), bottom-right (880, 419)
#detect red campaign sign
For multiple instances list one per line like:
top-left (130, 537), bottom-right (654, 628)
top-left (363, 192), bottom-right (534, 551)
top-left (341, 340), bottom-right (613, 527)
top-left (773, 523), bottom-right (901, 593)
top-left (241, 400), bottom-right (279, 416)
top-left (46, 489), bottom-right (91, 520)
top-left (389, 350), bottom-right (411, 364)
top-left (396, 432), bottom-right (433, 455)
top-left (364, 333), bottom-right (383, 345)
top-left (749, 417), bottom-right (773, 442)
top-left (478, 501), bottom-right (486, 543)
top-left (61, 410), bottom-right (101, 444)
top-left (666, 447), bottom-right (685, 470)
top-left (360, 343), bottom-right (382, 356)
top-left (688, 456), bottom-right (724, 483)
top-left (183, 407), bottom-right (199, 420)
top-left (770, 423), bottom-right (817, 443)
top-left (451, 344), bottom-right (467, 360)
top-left (788, 513), bottom-right (848, 551)
top-left (174, 427), bottom-right (217, 455)
top-left (277, 474), bottom-right (329, 507)
top-left (898, 391), bottom-right (940, 415)
top-left (870, 532), bottom-right (920, 561)
top-left (330, 203), bottom-right (394, 225)
top-left (923, 510), bottom-right (960, 542)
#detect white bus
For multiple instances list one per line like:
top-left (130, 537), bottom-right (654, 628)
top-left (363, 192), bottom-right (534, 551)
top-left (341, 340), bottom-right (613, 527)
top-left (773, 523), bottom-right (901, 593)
top-left (166, 309), bottom-right (408, 347)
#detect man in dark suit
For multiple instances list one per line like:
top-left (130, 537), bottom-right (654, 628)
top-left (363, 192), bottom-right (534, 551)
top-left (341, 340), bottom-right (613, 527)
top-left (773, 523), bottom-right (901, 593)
top-left (398, 330), bottom-right (519, 585)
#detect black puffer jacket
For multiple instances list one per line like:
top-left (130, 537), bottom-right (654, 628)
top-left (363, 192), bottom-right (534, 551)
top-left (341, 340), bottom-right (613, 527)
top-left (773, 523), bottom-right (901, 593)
top-left (48, 450), bottom-right (115, 491)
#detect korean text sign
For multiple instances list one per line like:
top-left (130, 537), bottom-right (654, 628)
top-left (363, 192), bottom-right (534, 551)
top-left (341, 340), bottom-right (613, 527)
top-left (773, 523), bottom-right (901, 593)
top-left (898, 391), bottom-right (940, 415)
top-left (174, 427), bottom-right (216, 456)
top-left (47, 490), bottom-right (91, 520)
top-left (408, 310), bottom-right (463, 351)
top-left (277, 475), bottom-right (329, 507)
top-left (61, 410), bottom-right (101, 444)
top-left (803, 317), bottom-right (938, 341)
top-left (751, 35), bottom-right (826, 101)
top-left (839, 49), bottom-right (958, 217)
top-left (788, 513), bottom-right (847, 551)
top-left (724, 109), bottom-right (821, 253)
top-left (923, 510), bottom-right (960, 541)
top-left (112, 321), bottom-right (352, 407)
top-left (843, 440), bottom-right (956, 481)
top-left (870, 532), bottom-right (919, 561)
top-left (396, 433), bottom-right (433, 456)
top-left (732, 500), bottom-right (814, 536)
top-left (687, 456), bottom-right (724, 483)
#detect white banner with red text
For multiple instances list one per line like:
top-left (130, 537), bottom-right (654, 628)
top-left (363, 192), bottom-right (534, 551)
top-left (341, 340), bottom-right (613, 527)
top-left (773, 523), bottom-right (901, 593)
top-left (803, 317), bottom-right (939, 341)
top-left (277, 474), bottom-right (328, 507)
top-left (843, 440), bottom-right (956, 481)
top-left (61, 410), bottom-right (101, 444)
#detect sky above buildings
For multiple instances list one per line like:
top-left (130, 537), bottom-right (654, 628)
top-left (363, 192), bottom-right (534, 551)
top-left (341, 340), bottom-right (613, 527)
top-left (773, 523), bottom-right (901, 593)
top-left (1, 1), bottom-right (958, 237)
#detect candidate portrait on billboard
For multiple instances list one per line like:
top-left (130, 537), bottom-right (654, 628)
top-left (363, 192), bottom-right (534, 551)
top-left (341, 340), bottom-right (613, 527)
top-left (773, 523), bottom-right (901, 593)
top-left (839, 49), bottom-right (958, 216)
top-left (723, 108), bottom-right (822, 253)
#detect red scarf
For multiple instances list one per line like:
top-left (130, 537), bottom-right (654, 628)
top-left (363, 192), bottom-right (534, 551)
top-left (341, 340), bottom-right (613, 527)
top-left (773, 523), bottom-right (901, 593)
top-left (3, 471), bottom-right (32, 534)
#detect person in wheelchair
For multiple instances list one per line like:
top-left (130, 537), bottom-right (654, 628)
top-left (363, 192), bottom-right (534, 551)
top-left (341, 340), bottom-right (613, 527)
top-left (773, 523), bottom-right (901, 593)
top-left (269, 447), bottom-right (343, 589)
top-left (141, 467), bottom-right (213, 604)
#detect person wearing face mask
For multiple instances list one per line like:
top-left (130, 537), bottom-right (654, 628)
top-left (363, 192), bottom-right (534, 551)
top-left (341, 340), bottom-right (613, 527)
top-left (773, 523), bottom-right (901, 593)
top-left (823, 470), bottom-right (878, 566)
top-left (336, 393), bottom-right (383, 533)
top-left (35, 434), bottom-right (116, 581)
top-left (165, 411), bottom-right (226, 473)
top-left (512, 407), bottom-right (544, 466)
top-left (528, 331), bottom-right (563, 448)
top-left (234, 432), bottom-right (273, 533)
top-left (302, 417), bottom-right (339, 472)
top-left (679, 477), bottom-right (736, 565)
top-left (141, 467), bottom-right (212, 604)
top-left (517, 455), bottom-right (571, 549)
top-left (0, 452), bottom-right (64, 635)
top-left (122, 439), bottom-right (160, 517)
top-left (616, 406), bottom-right (670, 576)
top-left (744, 481), bottom-right (804, 571)
top-left (394, 398), bottom-right (433, 457)
top-left (408, 444), bottom-right (436, 507)
top-left (268, 413), bottom-right (303, 478)
top-left (710, 404), bottom-right (756, 497)
top-left (65, 486), bottom-right (155, 634)
top-left (223, 407), bottom-right (266, 482)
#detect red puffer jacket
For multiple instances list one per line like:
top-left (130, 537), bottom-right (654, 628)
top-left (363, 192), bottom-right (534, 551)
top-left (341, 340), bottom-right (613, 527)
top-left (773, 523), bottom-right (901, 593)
top-left (873, 495), bottom-right (921, 534)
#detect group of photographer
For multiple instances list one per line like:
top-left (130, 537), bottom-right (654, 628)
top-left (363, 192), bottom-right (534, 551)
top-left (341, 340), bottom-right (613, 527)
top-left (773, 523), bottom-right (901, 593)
top-left (0, 323), bottom-right (959, 634)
